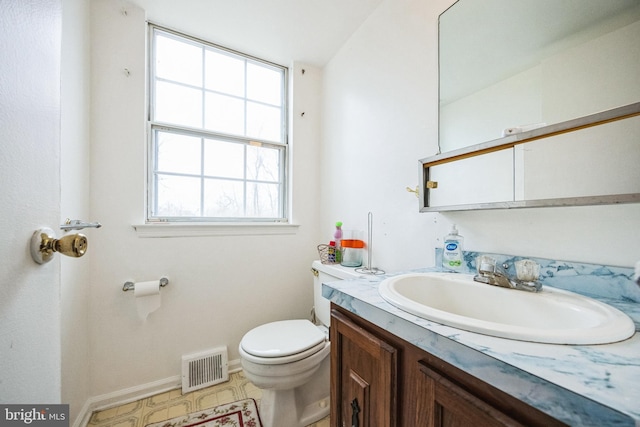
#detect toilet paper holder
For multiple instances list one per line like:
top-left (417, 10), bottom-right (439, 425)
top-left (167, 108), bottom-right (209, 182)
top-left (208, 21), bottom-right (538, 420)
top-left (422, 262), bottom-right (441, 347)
top-left (123, 277), bottom-right (169, 292)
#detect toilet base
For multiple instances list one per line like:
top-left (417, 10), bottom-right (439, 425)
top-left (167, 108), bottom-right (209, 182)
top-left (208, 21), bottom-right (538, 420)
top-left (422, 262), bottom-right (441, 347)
top-left (259, 389), bottom-right (329, 427)
top-left (252, 349), bottom-right (331, 427)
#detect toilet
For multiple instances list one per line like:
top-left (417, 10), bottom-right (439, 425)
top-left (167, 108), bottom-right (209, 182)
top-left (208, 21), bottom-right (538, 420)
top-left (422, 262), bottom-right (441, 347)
top-left (239, 260), bottom-right (360, 427)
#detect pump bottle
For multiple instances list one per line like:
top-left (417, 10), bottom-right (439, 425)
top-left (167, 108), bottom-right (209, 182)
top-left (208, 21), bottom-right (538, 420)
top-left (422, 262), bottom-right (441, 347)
top-left (442, 225), bottom-right (464, 271)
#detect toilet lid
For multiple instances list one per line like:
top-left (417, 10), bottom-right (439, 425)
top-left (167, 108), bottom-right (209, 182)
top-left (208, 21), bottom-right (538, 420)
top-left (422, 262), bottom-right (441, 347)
top-left (240, 319), bottom-right (326, 359)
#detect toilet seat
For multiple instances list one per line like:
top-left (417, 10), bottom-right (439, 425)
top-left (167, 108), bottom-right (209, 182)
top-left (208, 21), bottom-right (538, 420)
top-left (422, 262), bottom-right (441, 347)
top-left (240, 319), bottom-right (327, 365)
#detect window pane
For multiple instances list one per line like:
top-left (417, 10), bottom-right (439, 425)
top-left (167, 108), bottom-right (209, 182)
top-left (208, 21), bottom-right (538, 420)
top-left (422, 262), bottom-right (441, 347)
top-left (246, 102), bottom-right (281, 142)
top-left (203, 178), bottom-right (244, 217)
top-left (204, 92), bottom-right (245, 135)
top-left (247, 182), bottom-right (280, 217)
top-left (246, 144), bottom-right (279, 181)
top-left (205, 50), bottom-right (245, 97)
top-left (247, 63), bottom-right (282, 105)
top-left (157, 132), bottom-right (202, 175)
top-left (149, 26), bottom-right (287, 222)
top-left (203, 138), bottom-right (244, 178)
top-left (156, 174), bottom-right (201, 216)
top-left (155, 81), bottom-right (203, 128)
top-left (155, 33), bottom-right (203, 87)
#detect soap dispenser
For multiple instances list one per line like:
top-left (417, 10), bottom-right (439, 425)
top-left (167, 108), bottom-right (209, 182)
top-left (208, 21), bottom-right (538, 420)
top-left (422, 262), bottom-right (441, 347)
top-left (442, 224), bottom-right (464, 271)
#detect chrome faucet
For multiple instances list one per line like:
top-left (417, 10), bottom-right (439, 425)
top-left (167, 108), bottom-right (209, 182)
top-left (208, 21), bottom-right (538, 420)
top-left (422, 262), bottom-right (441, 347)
top-left (473, 256), bottom-right (542, 292)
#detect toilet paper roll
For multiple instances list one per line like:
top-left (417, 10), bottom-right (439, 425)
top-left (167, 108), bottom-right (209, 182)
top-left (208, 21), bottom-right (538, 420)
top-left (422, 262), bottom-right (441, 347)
top-left (134, 280), bottom-right (161, 320)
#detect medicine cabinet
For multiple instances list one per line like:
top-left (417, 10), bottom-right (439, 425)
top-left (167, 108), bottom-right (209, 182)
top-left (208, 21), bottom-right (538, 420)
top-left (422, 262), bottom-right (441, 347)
top-left (422, 0), bottom-right (640, 211)
top-left (421, 103), bottom-right (640, 211)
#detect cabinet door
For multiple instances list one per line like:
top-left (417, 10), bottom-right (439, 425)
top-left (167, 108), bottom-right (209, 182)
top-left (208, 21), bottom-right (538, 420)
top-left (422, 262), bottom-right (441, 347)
top-left (331, 309), bottom-right (398, 427)
top-left (415, 361), bottom-right (525, 427)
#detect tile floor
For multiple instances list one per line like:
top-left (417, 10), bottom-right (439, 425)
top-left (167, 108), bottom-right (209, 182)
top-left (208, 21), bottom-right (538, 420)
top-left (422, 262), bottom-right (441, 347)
top-left (87, 371), bottom-right (330, 427)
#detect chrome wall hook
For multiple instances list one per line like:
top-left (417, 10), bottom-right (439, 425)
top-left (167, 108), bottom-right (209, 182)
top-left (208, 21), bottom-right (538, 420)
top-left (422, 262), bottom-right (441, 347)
top-left (30, 227), bottom-right (88, 264)
top-left (60, 219), bottom-right (102, 231)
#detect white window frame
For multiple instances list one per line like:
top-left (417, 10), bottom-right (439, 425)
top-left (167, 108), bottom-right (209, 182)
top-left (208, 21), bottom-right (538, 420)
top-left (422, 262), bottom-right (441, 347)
top-left (146, 24), bottom-right (289, 224)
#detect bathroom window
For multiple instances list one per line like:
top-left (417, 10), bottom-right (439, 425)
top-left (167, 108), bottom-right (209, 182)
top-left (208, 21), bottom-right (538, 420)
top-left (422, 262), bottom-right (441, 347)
top-left (147, 25), bottom-right (288, 223)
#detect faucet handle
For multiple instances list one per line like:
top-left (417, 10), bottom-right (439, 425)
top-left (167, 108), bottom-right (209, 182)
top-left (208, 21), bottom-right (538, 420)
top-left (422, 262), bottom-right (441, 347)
top-left (476, 255), bottom-right (497, 275)
top-left (515, 259), bottom-right (540, 282)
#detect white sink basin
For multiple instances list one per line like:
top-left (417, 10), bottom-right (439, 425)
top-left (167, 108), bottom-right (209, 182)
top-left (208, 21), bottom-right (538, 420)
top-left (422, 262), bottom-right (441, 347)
top-left (378, 272), bottom-right (635, 344)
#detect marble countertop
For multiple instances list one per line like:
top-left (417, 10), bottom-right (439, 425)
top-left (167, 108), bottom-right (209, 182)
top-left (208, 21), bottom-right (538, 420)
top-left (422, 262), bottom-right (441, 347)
top-left (322, 267), bottom-right (640, 427)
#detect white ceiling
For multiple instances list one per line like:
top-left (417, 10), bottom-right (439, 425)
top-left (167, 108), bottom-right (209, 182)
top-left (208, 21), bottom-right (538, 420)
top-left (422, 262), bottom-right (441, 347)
top-left (125, 0), bottom-right (384, 67)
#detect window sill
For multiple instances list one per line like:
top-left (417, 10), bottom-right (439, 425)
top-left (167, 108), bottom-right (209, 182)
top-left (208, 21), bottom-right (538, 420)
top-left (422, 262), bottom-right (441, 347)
top-left (132, 222), bottom-right (300, 238)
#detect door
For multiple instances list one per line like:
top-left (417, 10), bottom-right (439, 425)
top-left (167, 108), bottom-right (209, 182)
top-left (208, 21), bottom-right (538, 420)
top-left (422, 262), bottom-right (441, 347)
top-left (0, 0), bottom-right (63, 402)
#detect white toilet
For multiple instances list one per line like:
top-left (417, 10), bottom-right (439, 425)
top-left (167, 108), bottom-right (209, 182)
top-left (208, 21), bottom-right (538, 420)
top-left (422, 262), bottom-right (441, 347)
top-left (239, 260), bottom-right (360, 427)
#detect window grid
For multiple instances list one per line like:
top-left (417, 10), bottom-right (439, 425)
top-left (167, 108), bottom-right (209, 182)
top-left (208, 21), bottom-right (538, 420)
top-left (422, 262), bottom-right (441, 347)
top-left (149, 126), bottom-right (286, 220)
top-left (147, 25), bottom-right (288, 223)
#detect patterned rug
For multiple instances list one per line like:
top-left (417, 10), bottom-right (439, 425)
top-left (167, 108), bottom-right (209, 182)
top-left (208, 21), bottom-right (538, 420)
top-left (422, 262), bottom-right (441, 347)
top-left (146, 399), bottom-right (262, 427)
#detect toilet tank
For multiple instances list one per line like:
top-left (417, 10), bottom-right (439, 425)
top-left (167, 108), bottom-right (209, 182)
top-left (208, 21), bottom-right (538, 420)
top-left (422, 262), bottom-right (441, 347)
top-left (312, 260), bottom-right (361, 327)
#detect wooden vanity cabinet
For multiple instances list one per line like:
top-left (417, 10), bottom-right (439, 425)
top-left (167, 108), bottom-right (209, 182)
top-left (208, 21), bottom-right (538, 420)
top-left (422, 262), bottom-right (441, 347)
top-left (414, 360), bottom-right (526, 427)
top-left (330, 307), bottom-right (398, 427)
top-left (330, 304), bottom-right (567, 427)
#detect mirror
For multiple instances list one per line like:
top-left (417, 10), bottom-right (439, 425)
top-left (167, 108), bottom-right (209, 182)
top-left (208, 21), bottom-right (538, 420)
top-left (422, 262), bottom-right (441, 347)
top-left (439, 0), bottom-right (640, 152)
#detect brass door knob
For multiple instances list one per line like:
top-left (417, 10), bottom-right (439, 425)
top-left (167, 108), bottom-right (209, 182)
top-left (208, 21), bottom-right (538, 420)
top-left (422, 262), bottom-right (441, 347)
top-left (54, 233), bottom-right (87, 257)
top-left (31, 227), bottom-right (88, 264)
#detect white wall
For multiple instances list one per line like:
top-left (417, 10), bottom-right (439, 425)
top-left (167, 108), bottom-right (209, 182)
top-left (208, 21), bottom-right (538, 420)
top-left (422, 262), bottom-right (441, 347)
top-left (61, 0), bottom-right (91, 422)
top-left (321, 0), bottom-right (640, 271)
top-left (321, 0), bottom-right (453, 271)
top-left (88, 0), bottom-right (322, 397)
top-left (0, 0), bottom-right (62, 403)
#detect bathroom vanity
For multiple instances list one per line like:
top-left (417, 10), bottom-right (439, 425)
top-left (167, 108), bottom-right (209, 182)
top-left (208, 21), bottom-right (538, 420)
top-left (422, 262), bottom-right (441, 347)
top-left (331, 305), bottom-right (564, 426)
top-left (323, 256), bottom-right (640, 426)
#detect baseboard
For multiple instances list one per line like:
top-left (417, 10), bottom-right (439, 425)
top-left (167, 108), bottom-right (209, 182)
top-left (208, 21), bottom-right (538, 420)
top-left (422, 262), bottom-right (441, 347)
top-left (228, 357), bottom-right (242, 374)
top-left (73, 400), bottom-right (94, 427)
top-left (74, 359), bottom-right (242, 427)
top-left (73, 375), bottom-right (181, 427)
